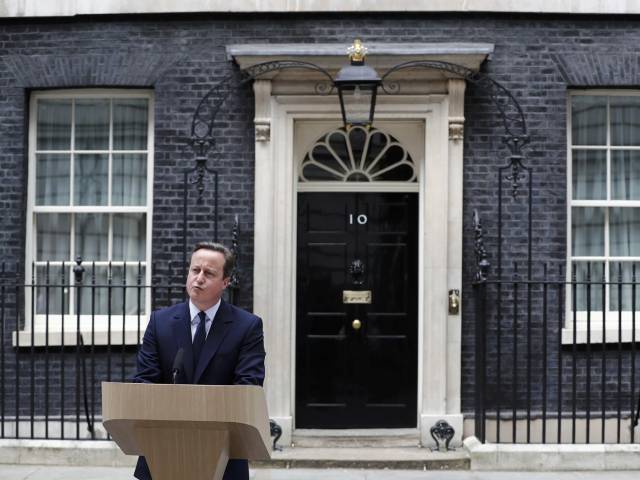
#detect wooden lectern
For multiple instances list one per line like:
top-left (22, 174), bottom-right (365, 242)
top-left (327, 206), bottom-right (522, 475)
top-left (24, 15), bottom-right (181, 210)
top-left (102, 382), bottom-right (271, 480)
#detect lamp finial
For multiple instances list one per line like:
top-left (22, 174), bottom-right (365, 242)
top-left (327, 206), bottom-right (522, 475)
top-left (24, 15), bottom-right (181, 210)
top-left (347, 38), bottom-right (367, 65)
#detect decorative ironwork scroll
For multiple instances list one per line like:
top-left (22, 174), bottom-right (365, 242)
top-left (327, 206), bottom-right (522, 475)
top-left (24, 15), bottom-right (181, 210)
top-left (381, 60), bottom-right (529, 158)
top-left (269, 419), bottom-right (283, 451)
top-left (430, 419), bottom-right (455, 451)
top-left (228, 215), bottom-right (240, 305)
top-left (190, 60), bottom-right (335, 159)
top-left (473, 209), bottom-right (490, 284)
top-left (190, 59), bottom-right (529, 167)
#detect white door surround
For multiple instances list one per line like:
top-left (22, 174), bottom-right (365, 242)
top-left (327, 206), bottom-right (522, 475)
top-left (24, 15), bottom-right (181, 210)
top-left (231, 43), bottom-right (492, 447)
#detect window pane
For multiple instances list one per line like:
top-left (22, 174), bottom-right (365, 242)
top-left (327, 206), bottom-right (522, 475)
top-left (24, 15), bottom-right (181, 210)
top-left (35, 265), bottom-right (69, 315)
top-left (110, 265), bottom-right (147, 315)
top-left (79, 265), bottom-right (108, 316)
top-left (75, 99), bottom-right (109, 150)
top-left (572, 207), bottom-right (605, 256)
top-left (572, 96), bottom-right (607, 146)
top-left (36, 153), bottom-right (70, 206)
top-left (610, 207), bottom-right (640, 256)
top-left (611, 96), bottom-right (640, 146)
top-left (573, 262), bottom-right (604, 312)
top-left (572, 149), bottom-right (606, 200)
top-left (74, 154), bottom-right (108, 206)
top-left (75, 213), bottom-right (108, 261)
top-left (612, 150), bottom-right (640, 200)
top-left (113, 99), bottom-right (148, 150)
top-left (36, 213), bottom-right (70, 261)
top-left (112, 213), bottom-right (146, 261)
top-left (37, 99), bottom-right (71, 151)
top-left (609, 262), bottom-right (639, 312)
top-left (112, 154), bottom-right (147, 206)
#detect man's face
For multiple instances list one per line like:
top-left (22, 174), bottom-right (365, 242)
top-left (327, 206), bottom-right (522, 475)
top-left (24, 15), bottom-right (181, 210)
top-left (186, 249), bottom-right (230, 310)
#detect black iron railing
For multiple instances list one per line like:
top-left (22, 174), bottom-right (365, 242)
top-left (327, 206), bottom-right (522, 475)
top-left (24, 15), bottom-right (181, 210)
top-left (474, 262), bottom-right (640, 444)
top-left (0, 259), bottom-right (193, 440)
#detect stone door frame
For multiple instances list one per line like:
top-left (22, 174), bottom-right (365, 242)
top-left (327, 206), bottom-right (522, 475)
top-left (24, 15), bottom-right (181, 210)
top-left (252, 81), bottom-right (466, 446)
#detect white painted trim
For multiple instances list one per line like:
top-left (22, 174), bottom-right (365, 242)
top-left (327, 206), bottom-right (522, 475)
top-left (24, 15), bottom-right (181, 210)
top-left (227, 43), bottom-right (495, 60)
top-left (2, 0), bottom-right (638, 17)
top-left (31, 206), bottom-right (149, 212)
top-left (22, 89), bottom-right (154, 347)
top-left (566, 89), bottom-right (640, 344)
top-left (572, 201), bottom-right (640, 207)
top-left (253, 87), bottom-right (463, 446)
top-left (13, 322), bottom-right (145, 348)
top-left (228, 42), bottom-right (492, 75)
top-left (297, 182), bottom-right (419, 192)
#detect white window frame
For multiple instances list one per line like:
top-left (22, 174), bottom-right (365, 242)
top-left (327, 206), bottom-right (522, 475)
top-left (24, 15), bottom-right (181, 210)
top-left (17, 89), bottom-right (154, 347)
top-left (566, 90), bottom-right (640, 344)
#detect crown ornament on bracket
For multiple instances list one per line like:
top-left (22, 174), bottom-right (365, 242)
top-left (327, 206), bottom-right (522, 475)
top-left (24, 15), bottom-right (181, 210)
top-left (347, 38), bottom-right (368, 64)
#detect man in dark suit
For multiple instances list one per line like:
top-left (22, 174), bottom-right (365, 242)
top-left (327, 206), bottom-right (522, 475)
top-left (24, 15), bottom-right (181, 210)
top-left (132, 242), bottom-right (266, 480)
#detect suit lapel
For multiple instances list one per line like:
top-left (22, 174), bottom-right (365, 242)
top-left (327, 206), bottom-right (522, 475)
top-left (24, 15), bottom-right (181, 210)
top-left (193, 300), bottom-right (233, 384)
top-left (170, 302), bottom-right (195, 384)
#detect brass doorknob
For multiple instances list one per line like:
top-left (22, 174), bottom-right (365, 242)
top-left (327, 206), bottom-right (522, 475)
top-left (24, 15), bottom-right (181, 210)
top-left (352, 319), bottom-right (362, 330)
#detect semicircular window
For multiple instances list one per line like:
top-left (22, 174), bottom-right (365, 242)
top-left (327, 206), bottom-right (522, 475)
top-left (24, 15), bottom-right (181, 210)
top-left (299, 126), bottom-right (417, 182)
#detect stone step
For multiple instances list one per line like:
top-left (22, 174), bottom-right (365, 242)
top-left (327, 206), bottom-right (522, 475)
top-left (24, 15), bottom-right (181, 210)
top-left (291, 429), bottom-right (422, 448)
top-left (255, 447), bottom-right (470, 470)
top-left (0, 440), bottom-right (470, 470)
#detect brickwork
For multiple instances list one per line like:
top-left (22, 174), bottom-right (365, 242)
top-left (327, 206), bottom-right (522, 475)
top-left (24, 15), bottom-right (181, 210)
top-left (1, 13), bottom-right (640, 423)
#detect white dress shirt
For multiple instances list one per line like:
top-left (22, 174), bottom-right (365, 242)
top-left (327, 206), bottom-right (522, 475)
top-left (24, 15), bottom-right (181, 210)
top-left (188, 299), bottom-right (221, 341)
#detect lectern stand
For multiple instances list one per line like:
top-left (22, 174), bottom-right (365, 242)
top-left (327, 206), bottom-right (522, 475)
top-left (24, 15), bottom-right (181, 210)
top-left (102, 382), bottom-right (271, 480)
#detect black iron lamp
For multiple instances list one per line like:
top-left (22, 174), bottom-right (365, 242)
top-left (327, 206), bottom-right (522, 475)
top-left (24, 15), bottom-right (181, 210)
top-left (334, 39), bottom-right (381, 129)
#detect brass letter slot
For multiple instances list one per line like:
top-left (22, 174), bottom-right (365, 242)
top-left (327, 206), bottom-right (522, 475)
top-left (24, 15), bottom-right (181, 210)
top-left (343, 290), bottom-right (372, 304)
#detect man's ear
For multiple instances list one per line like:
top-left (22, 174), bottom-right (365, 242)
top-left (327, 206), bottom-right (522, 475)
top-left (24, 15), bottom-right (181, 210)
top-left (223, 277), bottom-right (230, 289)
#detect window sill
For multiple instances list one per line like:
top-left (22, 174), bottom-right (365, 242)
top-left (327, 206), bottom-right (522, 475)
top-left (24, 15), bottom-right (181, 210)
top-left (561, 326), bottom-right (640, 345)
top-left (12, 328), bottom-right (144, 347)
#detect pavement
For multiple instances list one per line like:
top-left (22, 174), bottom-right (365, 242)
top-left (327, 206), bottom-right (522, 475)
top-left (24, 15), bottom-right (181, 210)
top-left (2, 466), bottom-right (640, 480)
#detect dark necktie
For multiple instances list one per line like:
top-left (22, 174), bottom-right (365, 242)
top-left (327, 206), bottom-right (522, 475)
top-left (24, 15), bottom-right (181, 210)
top-left (192, 311), bottom-right (207, 364)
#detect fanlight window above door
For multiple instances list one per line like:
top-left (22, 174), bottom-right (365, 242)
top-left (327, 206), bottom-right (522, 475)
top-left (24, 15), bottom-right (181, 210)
top-left (299, 126), bottom-right (417, 182)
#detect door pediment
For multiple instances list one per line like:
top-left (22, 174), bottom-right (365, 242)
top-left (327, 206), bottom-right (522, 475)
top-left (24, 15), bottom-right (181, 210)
top-left (227, 42), bottom-right (493, 94)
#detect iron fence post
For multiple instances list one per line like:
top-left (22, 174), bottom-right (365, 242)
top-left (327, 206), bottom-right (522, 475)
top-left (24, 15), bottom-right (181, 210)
top-left (473, 210), bottom-right (490, 443)
top-left (474, 280), bottom-right (487, 443)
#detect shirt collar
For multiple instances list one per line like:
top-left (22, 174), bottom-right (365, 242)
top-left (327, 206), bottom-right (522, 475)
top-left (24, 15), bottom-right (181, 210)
top-left (188, 298), bottom-right (221, 325)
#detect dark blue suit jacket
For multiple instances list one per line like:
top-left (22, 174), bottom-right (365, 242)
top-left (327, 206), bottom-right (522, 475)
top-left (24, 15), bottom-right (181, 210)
top-left (132, 300), bottom-right (266, 480)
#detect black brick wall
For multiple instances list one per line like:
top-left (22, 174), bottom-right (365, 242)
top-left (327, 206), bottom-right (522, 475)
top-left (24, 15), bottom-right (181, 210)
top-left (1, 12), bottom-right (640, 423)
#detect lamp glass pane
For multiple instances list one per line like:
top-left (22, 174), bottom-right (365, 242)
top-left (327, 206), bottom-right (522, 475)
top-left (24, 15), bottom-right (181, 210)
top-left (340, 85), bottom-right (374, 125)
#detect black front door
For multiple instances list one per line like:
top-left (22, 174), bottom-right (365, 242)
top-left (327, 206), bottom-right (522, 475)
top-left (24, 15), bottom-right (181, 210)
top-left (296, 192), bottom-right (418, 428)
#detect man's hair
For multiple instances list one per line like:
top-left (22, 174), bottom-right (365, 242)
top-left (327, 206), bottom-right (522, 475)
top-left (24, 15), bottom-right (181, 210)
top-left (192, 242), bottom-right (235, 279)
